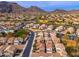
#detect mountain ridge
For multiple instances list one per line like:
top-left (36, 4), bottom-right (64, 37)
top-left (0, 1), bottom-right (79, 14)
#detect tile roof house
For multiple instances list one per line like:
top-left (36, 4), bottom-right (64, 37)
top-left (0, 45), bottom-right (7, 56)
top-left (7, 37), bottom-right (15, 45)
top-left (67, 27), bottom-right (75, 34)
top-left (14, 38), bottom-right (19, 45)
top-left (46, 40), bottom-right (53, 53)
top-left (0, 37), bottom-right (7, 45)
top-left (55, 43), bottom-right (67, 57)
top-left (15, 45), bottom-right (24, 50)
top-left (4, 45), bottom-right (17, 57)
top-left (39, 43), bottom-right (45, 53)
top-left (76, 29), bottom-right (79, 37)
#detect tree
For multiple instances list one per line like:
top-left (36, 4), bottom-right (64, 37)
top-left (6, 32), bottom-right (14, 38)
top-left (33, 43), bottom-right (37, 52)
top-left (6, 16), bottom-right (11, 21)
top-left (66, 46), bottom-right (77, 56)
top-left (15, 29), bottom-right (29, 38)
top-left (1, 32), bottom-right (6, 37)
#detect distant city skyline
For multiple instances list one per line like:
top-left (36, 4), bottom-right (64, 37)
top-left (5, 1), bottom-right (79, 11)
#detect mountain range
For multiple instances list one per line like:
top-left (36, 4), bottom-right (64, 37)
top-left (0, 1), bottom-right (79, 15)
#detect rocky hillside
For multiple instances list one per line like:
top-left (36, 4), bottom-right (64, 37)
top-left (0, 1), bottom-right (79, 15)
top-left (0, 1), bottom-right (47, 15)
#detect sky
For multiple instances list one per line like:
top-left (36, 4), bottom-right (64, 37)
top-left (10, 1), bottom-right (79, 11)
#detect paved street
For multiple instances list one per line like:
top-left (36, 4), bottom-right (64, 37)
top-left (22, 31), bottom-right (35, 57)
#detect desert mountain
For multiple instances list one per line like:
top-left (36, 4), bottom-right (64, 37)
top-left (0, 1), bottom-right (79, 15)
top-left (0, 1), bottom-right (47, 15)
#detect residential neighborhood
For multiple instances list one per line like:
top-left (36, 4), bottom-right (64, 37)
top-left (0, 1), bottom-right (79, 57)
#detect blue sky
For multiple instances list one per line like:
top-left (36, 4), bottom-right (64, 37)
top-left (10, 1), bottom-right (79, 11)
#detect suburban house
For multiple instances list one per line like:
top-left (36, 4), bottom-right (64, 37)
top-left (7, 37), bottom-right (15, 45)
top-left (46, 40), bottom-right (53, 53)
top-left (4, 45), bottom-right (17, 57)
top-left (0, 37), bottom-right (7, 45)
top-left (14, 38), bottom-right (19, 45)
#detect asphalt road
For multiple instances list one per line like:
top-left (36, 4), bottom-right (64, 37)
top-left (22, 31), bottom-right (35, 57)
